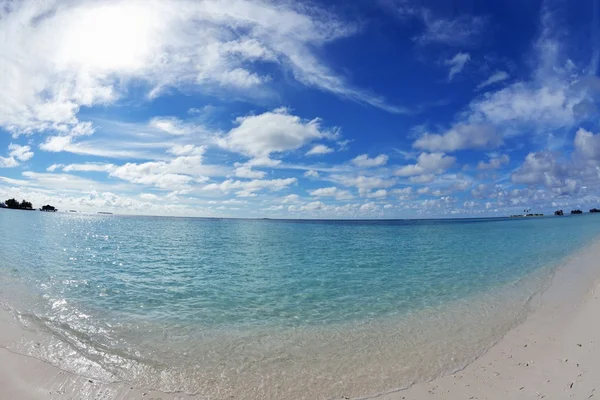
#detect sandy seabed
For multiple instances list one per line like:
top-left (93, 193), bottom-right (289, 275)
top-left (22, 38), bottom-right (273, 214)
top-left (2, 240), bottom-right (600, 400)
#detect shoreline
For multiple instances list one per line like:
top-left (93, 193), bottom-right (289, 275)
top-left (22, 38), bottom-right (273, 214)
top-left (1, 240), bottom-right (600, 399)
top-left (379, 238), bottom-right (600, 400)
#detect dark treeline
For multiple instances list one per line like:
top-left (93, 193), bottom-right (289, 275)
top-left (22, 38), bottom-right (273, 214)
top-left (3, 198), bottom-right (33, 210)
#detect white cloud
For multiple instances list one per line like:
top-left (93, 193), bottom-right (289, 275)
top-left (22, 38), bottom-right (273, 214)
top-left (246, 157), bottom-right (282, 168)
top-left (409, 174), bottom-right (436, 183)
top-left (395, 152), bottom-right (456, 177)
top-left (298, 201), bottom-right (326, 212)
top-left (511, 151), bottom-right (564, 187)
top-left (467, 83), bottom-right (576, 131)
top-left (574, 128), bottom-right (600, 161)
top-left (0, 143), bottom-right (34, 168)
top-left (218, 108), bottom-right (338, 157)
top-left (351, 154), bottom-right (388, 167)
top-left (264, 204), bottom-right (284, 211)
top-left (445, 52), bottom-right (470, 81)
top-left (359, 202), bottom-right (379, 213)
top-left (367, 189), bottom-right (388, 199)
top-left (63, 163), bottom-right (117, 172)
top-left (418, 13), bottom-right (486, 46)
top-left (332, 174), bottom-right (397, 196)
top-left (309, 186), bottom-right (354, 200)
top-left (167, 144), bottom-right (204, 156)
top-left (305, 144), bottom-right (334, 156)
top-left (46, 164), bottom-right (64, 172)
top-left (280, 194), bottom-right (301, 203)
top-left (384, 2), bottom-right (486, 47)
top-left (303, 169), bottom-right (320, 178)
top-left (0, 0), bottom-right (401, 140)
top-left (149, 117), bottom-right (195, 136)
top-left (39, 136), bottom-right (74, 152)
top-left (509, 130), bottom-right (600, 198)
top-left (39, 134), bottom-right (160, 159)
top-left (392, 187), bottom-right (413, 198)
top-left (234, 166), bottom-right (266, 179)
top-left (203, 177), bottom-right (297, 195)
top-left (476, 71), bottom-right (509, 90)
top-left (111, 167), bottom-right (194, 190)
top-left (140, 193), bottom-right (159, 201)
top-left (413, 123), bottom-right (502, 152)
top-left (0, 157), bottom-right (19, 168)
top-left (107, 150), bottom-right (211, 190)
top-left (477, 154), bottom-right (510, 170)
top-left (8, 144), bottom-right (34, 161)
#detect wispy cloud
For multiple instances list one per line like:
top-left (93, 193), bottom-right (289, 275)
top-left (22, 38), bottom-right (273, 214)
top-left (476, 71), bottom-right (510, 90)
top-left (445, 52), bottom-right (470, 80)
top-left (0, 0), bottom-right (404, 143)
top-left (381, 1), bottom-right (487, 47)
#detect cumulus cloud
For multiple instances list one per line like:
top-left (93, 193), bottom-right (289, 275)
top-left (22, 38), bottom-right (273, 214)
top-left (476, 154), bottom-right (510, 170)
top-left (305, 144), bottom-right (334, 156)
top-left (218, 108), bottom-right (338, 157)
top-left (445, 52), bottom-right (470, 81)
top-left (351, 154), bottom-right (388, 167)
top-left (0, 157), bottom-right (19, 168)
top-left (8, 144), bottom-right (34, 161)
top-left (0, 144), bottom-right (34, 168)
top-left (309, 186), bottom-right (354, 200)
top-left (234, 166), bottom-right (267, 179)
top-left (395, 152), bottom-right (456, 177)
top-left (39, 136), bottom-right (75, 152)
top-left (366, 189), bottom-right (388, 199)
top-left (511, 151), bottom-right (565, 187)
top-left (510, 130), bottom-right (600, 197)
top-left (392, 187), bottom-right (413, 199)
top-left (574, 128), bottom-right (600, 161)
top-left (203, 177), bottom-right (297, 196)
top-left (106, 148), bottom-right (210, 190)
top-left (167, 144), bottom-right (205, 156)
top-left (467, 83), bottom-right (577, 132)
top-left (413, 124), bottom-right (502, 152)
top-left (280, 194), bottom-right (301, 203)
top-left (303, 169), bottom-right (320, 178)
top-left (332, 175), bottom-right (397, 196)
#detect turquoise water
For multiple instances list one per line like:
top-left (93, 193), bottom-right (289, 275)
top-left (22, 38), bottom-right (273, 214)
top-left (1, 211), bottom-right (600, 399)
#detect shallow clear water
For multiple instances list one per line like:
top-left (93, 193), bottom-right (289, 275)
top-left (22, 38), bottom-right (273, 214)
top-left (1, 211), bottom-right (600, 399)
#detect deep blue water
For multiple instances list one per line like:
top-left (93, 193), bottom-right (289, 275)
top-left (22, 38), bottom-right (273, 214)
top-left (1, 211), bottom-right (599, 398)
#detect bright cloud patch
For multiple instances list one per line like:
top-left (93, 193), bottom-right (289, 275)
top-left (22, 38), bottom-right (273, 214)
top-left (413, 124), bottom-right (502, 152)
top-left (218, 108), bottom-right (338, 157)
top-left (395, 153), bottom-right (456, 177)
top-left (351, 154), bottom-right (389, 167)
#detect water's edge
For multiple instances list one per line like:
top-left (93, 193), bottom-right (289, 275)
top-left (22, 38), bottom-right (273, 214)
top-left (1, 237), bottom-right (599, 400)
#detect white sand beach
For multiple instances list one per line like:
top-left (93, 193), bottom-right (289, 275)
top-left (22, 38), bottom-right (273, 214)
top-left (2, 240), bottom-right (600, 400)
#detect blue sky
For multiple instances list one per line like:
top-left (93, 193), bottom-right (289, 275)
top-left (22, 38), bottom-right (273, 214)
top-left (0, 0), bottom-right (599, 218)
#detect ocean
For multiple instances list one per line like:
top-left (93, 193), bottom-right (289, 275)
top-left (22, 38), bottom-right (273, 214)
top-left (1, 211), bottom-right (599, 399)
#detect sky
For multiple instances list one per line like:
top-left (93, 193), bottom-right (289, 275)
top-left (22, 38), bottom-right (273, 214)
top-left (0, 0), bottom-right (599, 218)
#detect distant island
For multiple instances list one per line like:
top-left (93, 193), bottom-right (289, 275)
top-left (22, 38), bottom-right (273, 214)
top-left (510, 209), bottom-right (544, 218)
top-left (0, 198), bottom-right (57, 212)
top-left (1, 198), bottom-right (34, 210)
